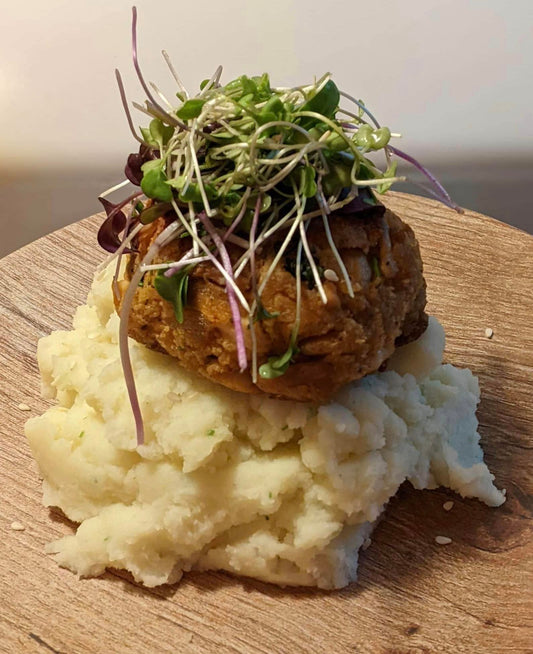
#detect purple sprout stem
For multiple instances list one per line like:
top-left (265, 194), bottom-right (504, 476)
top-left (131, 7), bottom-right (188, 131)
top-left (198, 213), bottom-right (248, 372)
top-left (249, 196), bottom-right (261, 294)
top-left (115, 69), bottom-right (145, 145)
top-left (101, 191), bottom-right (144, 221)
top-left (388, 145), bottom-right (463, 213)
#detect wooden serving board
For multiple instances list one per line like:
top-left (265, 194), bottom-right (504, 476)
top-left (0, 192), bottom-right (531, 654)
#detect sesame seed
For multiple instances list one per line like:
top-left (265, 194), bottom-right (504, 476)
top-left (10, 521), bottom-right (25, 531)
top-left (443, 501), bottom-right (454, 511)
top-left (435, 535), bottom-right (452, 545)
top-left (324, 268), bottom-right (339, 282)
top-left (485, 328), bottom-right (494, 339)
top-left (362, 537), bottom-right (372, 550)
top-left (17, 403), bottom-right (31, 411)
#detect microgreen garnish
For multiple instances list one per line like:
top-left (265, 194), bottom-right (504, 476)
top-left (140, 160), bottom-right (173, 202)
top-left (97, 197), bottom-right (129, 253)
top-left (139, 202), bottom-right (173, 225)
top-left (255, 301), bottom-right (280, 322)
top-left (297, 79), bottom-right (340, 130)
top-left (259, 341), bottom-right (300, 379)
top-left (101, 7), bottom-right (460, 446)
top-left (177, 98), bottom-right (206, 120)
top-left (153, 266), bottom-right (192, 324)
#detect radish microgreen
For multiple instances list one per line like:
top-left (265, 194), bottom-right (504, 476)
top-left (153, 266), bottom-right (191, 324)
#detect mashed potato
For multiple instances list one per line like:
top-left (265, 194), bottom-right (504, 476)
top-left (25, 266), bottom-right (505, 589)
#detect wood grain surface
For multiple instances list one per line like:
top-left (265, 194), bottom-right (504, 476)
top-left (0, 192), bottom-right (531, 654)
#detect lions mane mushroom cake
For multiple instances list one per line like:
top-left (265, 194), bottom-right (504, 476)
top-left (118, 204), bottom-right (428, 402)
top-left (24, 7), bottom-right (505, 590)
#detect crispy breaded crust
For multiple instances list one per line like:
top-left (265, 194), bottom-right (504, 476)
top-left (116, 208), bottom-right (427, 402)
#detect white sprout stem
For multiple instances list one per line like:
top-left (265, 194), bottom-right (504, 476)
top-left (198, 213), bottom-right (248, 371)
top-left (115, 69), bottom-right (145, 145)
top-left (189, 120), bottom-right (215, 216)
top-left (259, 203), bottom-right (300, 242)
top-left (257, 196), bottom-right (307, 297)
top-left (248, 196), bottom-right (262, 383)
top-left (316, 182), bottom-right (355, 298)
top-left (256, 139), bottom-right (324, 151)
top-left (100, 179), bottom-right (131, 199)
top-left (209, 142), bottom-right (249, 156)
top-left (140, 255), bottom-right (209, 272)
top-left (352, 176), bottom-right (406, 187)
top-left (298, 220), bottom-right (327, 304)
top-left (132, 101), bottom-right (162, 119)
top-left (179, 146), bottom-right (195, 196)
top-left (164, 245), bottom-right (208, 277)
top-left (149, 81), bottom-right (173, 109)
top-left (119, 219), bottom-right (182, 446)
top-left (188, 202), bottom-right (199, 256)
top-left (161, 49), bottom-right (189, 99)
top-left (259, 200), bottom-right (285, 235)
top-left (199, 65), bottom-right (223, 96)
top-left (290, 179), bottom-right (327, 304)
top-left (216, 118), bottom-right (243, 138)
top-left (255, 143), bottom-right (327, 166)
top-left (293, 239), bottom-right (303, 342)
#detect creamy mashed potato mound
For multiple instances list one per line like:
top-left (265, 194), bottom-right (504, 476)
top-left (25, 266), bottom-right (505, 589)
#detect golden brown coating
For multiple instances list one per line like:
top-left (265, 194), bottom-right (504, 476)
top-left (116, 208), bottom-right (427, 402)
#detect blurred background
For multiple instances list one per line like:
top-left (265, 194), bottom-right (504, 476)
top-left (0, 0), bottom-right (531, 257)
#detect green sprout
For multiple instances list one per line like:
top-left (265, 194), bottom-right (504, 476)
top-left (153, 266), bottom-right (193, 324)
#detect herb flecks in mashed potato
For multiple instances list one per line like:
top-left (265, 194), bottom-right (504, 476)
top-left (25, 267), bottom-right (504, 589)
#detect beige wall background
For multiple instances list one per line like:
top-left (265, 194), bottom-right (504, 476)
top-left (1, 0), bottom-right (531, 256)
